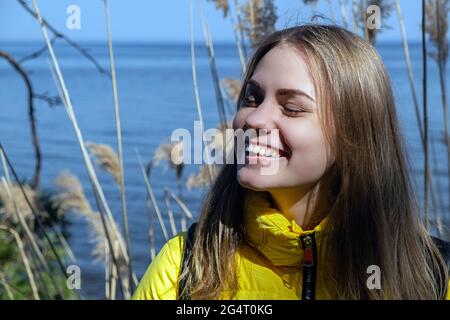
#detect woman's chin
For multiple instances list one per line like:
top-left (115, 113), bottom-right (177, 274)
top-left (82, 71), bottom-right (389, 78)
top-left (237, 166), bottom-right (278, 191)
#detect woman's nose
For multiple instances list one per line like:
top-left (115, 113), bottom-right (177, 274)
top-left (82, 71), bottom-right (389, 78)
top-left (244, 100), bottom-right (277, 130)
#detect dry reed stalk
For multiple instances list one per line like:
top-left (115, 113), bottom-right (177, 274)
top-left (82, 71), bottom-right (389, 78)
top-left (189, 0), bottom-right (216, 182)
top-left (104, 237), bottom-right (110, 299)
top-left (109, 240), bottom-right (119, 300)
top-left (209, 0), bottom-right (246, 74)
top-left (422, 0), bottom-right (430, 229)
top-left (197, 0), bottom-right (228, 127)
top-left (30, 0), bottom-right (132, 296)
top-left (228, 4), bottom-right (247, 73)
top-left (361, 0), bottom-right (369, 41)
top-left (395, 0), bottom-right (445, 235)
top-left (145, 198), bottom-right (157, 260)
top-left (30, 0), bottom-right (127, 257)
top-left (431, 138), bottom-right (446, 235)
top-left (163, 187), bottom-right (194, 220)
top-left (136, 150), bottom-right (169, 241)
top-left (425, 0), bottom-right (450, 229)
top-left (339, 0), bottom-right (350, 28)
top-left (102, 0), bottom-right (133, 291)
top-left (163, 190), bottom-right (178, 237)
top-left (0, 224), bottom-right (40, 299)
top-left (234, 0), bottom-right (249, 63)
top-left (351, 0), bottom-right (359, 32)
top-left (0, 272), bottom-right (14, 300)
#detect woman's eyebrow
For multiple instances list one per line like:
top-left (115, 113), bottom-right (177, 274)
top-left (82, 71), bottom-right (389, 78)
top-left (276, 88), bottom-right (316, 103)
top-left (247, 79), bottom-right (315, 102)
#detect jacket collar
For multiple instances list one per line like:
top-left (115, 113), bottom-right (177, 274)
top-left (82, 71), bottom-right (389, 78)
top-left (243, 189), bottom-right (328, 267)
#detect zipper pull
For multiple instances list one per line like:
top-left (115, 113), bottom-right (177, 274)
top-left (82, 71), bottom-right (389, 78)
top-left (300, 233), bottom-right (317, 300)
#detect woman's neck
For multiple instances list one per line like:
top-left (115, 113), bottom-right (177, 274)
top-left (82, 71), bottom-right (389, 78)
top-left (269, 182), bottom-right (331, 230)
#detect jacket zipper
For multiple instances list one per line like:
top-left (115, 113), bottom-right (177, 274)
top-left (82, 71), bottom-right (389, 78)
top-left (300, 232), bottom-right (317, 300)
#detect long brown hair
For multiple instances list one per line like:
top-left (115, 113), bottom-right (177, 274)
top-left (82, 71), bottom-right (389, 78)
top-left (179, 24), bottom-right (448, 299)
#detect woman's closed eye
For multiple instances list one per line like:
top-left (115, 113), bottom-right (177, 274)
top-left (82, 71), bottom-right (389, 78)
top-left (282, 104), bottom-right (305, 116)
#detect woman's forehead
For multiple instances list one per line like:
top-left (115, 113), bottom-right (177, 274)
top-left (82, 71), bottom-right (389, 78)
top-left (251, 44), bottom-right (316, 100)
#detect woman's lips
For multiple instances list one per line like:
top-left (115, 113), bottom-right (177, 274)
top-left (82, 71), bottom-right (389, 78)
top-left (245, 141), bottom-right (291, 158)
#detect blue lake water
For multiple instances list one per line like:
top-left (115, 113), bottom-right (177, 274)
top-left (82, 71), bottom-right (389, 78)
top-left (0, 40), bottom-right (449, 299)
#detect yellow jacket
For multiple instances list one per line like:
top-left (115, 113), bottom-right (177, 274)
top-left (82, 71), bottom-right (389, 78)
top-left (132, 190), bottom-right (450, 300)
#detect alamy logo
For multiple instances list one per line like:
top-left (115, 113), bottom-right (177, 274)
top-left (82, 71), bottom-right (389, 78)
top-left (66, 264), bottom-right (81, 290)
top-left (366, 265), bottom-right (381, 290)
top-left (66, 5), bottom-right (81, 30)
top-left (366, 5), bottom-right (381, 30)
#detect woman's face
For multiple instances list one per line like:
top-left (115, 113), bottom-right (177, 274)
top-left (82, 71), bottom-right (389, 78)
top-left (233, 43), bottom-right (334, 191)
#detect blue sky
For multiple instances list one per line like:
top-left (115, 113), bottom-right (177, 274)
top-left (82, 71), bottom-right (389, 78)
top-left (0, 0), bottom-right (430, 43)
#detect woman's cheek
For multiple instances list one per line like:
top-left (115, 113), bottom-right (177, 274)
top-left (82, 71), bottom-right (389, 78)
top-left (288, 129), bottom-right (330, 183)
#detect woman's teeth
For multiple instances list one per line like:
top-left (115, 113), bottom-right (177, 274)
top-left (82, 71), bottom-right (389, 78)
top-left (245, 144), bottom-right (280, 158)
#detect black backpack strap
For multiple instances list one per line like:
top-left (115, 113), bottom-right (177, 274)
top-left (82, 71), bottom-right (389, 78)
top-left (178, 222), bottom-right (198, 300)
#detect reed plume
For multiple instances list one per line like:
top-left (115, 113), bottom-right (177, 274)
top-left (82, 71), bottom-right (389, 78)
top-left (153, 141), bottom-right (185, 179)
top-left (353, 0), bottom-right (394, 44)
top-left (54, 171), bottom-right (129, 296)
top-left (54, 171), bottom-right (93, 216)
top-left (243, 0), bottom-right (277, 49)
top-left (187, 164), bottom-right (220, 190)
top-left (54, 172), bottom-right (125, 261)
top-left (0, 182), bottom-right (36, 223)
top-left (222, 78), bottom-right (242, 103)
top-left (207, 0), bottom-right (230, 17)
top-left (86, 142), bottom-right (122, 186)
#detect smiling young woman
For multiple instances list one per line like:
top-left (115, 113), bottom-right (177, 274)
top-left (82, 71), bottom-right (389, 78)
top-left (132, 24), bottom-right (449, 300)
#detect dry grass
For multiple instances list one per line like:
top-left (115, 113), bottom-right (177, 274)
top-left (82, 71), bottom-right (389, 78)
top-left (54, 171), bottom-right (93, 216)
top-left (222, 78), bottom-right (242, 103)
top-left (243, 0), bottom-right (277, 49)
top-left (0, 182), bottom-right (36, 223)
top-left (153, 141), bottom-right (185, 181)
top-left (86, 142), bottom-right (121, 186)
top-left (54, 171), bottom-right (127, 271)
top-left (187, 164), bottom-right (220, 190)
top-left (357, 0), bottom-right (394, 44)
top-left (154, 141), bottom-right (185, 168)
top-left (207, 0), bottom-right (230, 17)
top-left (425, 0), bottom-right (449, 65)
